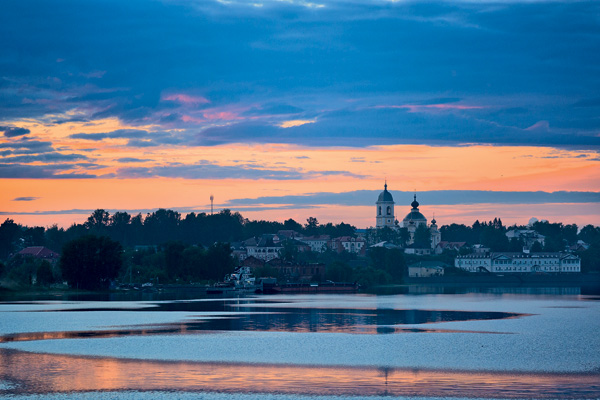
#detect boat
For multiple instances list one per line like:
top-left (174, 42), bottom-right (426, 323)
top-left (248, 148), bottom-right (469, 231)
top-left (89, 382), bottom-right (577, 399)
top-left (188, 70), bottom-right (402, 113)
top-left (206, 266), bottom-right (262, 295)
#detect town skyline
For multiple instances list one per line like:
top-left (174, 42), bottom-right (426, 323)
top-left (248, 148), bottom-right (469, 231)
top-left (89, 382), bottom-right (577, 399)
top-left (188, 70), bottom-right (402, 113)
top-left (1, 0), bottom-right (599, 229)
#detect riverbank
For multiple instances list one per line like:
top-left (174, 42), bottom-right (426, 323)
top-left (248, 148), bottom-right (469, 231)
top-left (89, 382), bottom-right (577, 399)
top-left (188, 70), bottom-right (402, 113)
top-left (404, 272), bottom-right (600, 286)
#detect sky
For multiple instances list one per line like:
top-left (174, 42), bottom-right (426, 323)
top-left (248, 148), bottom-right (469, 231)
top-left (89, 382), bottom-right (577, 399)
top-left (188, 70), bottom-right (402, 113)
top-left (1, 0), bottom-right (599, 229)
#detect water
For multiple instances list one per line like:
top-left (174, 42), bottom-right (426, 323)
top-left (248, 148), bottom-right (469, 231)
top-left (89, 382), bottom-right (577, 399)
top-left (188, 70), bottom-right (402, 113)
top-left (0, 291), bottom-right (598, 399)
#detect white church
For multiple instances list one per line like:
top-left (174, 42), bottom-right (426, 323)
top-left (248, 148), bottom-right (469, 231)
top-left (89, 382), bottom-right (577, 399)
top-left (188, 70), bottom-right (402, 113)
top-left (375, 183), bottom-right (441, 250)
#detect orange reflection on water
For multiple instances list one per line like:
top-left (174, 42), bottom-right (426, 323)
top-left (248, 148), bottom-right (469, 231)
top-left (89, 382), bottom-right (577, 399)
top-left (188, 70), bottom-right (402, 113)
top-left (0, 348), bottom-right (598, 398)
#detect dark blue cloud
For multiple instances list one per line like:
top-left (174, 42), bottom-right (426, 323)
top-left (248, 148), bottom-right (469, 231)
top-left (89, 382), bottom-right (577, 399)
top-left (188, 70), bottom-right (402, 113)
top-left (0, 139), bottom-right (55, 154)
top-left (0, 126), bottom-right (31, 137)
top-left (69, 129), bottom-right (149, 141)
top-left (12, 197), bottom-right (39, 201)
top-left (116, 161), bottom-right (366, 180)
top-left (0, 163), bottom-right (96, 179)
top-left (0, 0), bottom-right (599, 149)
top-left (227, 190), bottom-right (600, 208)
top-left (2, 153), bottom-right (88, 163)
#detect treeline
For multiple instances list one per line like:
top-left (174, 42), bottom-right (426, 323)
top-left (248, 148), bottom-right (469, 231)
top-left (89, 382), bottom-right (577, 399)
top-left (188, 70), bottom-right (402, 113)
top-left (0, 209), bottom-right (356, 258)
top-left (440, 218), bottom-right (595, 253)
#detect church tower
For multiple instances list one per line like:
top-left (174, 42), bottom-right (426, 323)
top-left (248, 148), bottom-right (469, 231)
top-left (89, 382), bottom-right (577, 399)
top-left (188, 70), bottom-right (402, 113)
top-left (376, 182), bottom-right (395, 228)
top-left (430, 215), bottom-right (442, 249)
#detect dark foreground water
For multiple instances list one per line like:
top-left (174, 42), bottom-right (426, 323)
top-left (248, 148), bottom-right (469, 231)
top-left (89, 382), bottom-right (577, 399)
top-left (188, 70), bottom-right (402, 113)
top-left (0, 291), bottom-right (599, 399)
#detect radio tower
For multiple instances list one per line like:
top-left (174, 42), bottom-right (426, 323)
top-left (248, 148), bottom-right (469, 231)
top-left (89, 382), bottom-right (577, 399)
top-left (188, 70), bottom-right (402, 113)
top-left (210, 195), bottom-right (214, 215)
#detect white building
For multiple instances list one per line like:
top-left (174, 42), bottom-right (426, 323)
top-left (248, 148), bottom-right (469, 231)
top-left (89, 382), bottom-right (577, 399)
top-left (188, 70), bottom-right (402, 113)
top-left (333, 236), bottom-right (366, 254)
top-left (244, 235), bottom-right (283, 261)
top-left (302, 235), bottom-right (331, 253)
top-left (408, 261), bottom-right (447, 277)
top-left (376, 183), bottom-right (396, 229)
top-left (455, 252), bottom-right (581, 273)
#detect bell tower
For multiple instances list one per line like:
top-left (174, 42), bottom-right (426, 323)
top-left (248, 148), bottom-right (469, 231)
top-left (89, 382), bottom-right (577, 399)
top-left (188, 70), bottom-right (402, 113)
top-left (376, 182), bottom-right (395, 228)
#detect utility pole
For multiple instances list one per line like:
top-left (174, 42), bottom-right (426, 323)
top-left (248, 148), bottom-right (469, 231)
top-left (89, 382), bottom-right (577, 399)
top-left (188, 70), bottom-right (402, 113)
top-left (210, 194), bottom-right (214, 215)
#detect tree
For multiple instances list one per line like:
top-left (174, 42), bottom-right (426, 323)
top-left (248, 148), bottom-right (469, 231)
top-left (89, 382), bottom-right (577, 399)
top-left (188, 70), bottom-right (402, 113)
top-left (413, 225), bottom-right (432, 249)
top-left (530, 241), bottom-right (543, 252)
top-left (0, 218), bottom-right (21, 259)
top-left (579, 225), bottom-right (600, 244)
top-left (60, 235), bottom-right (123, 290)
top-left (36, 261), bottom-right (54, 286)
top-left (283, 218), bottom-right (303, 232)
top-left (508, 237), bottom-right (524, 252)
top-left (85, 209), bottom-right (110, 234)
top-left (109, 211), bottom-right (131, 245)
top-left (164, 241), bottom-right (186, 280)
top-left (305, 217), bottom-right (319, 236)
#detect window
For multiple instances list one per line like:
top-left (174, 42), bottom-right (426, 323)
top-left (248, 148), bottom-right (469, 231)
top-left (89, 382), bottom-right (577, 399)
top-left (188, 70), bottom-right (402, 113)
top-left (378, 206), bottom-right (382, 216)
top-left (386, 206), bottom-right (391, 215)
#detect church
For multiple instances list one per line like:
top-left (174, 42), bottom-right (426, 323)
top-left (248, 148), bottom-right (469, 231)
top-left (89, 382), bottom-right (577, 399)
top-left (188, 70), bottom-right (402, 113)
top-left (375, 183), bottom-right (441, 249)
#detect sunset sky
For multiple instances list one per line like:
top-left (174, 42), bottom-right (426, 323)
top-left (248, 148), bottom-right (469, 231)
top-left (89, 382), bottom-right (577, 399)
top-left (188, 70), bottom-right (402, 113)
top-left (1, 0), bottom-right (599, 229)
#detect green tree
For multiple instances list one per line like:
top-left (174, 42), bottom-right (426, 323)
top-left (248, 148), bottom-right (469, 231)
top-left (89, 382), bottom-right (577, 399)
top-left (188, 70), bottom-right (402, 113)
top-left (368, 247), bottom-right (406, 281)
top-left (283, 218), bottom-right (303, 232)
top-left (580, 238), bottom-right (600, 273)
top-left (530, 241), bottom-right (543, 252)
top-left (508, 237), bottom-right (524, 252)
top-left (60, 235), bottom-right (123, 290)
top-left (36, 260), bottom-right (54, 286)
top-left (204, 242), bottom-right (235, 281)
top-left (578, 225), bottom-right (600, 244)
top-left (413, 225), bottom-right (432, 249)
top-left (85, 209), bottom-right (110, 234)
top-left (325, 261), bottom-right (353, 282)
top-left (305, 217), bottom-right (319, 236)
top-left (164, 241), bottom-right (186, 280)
top-left (0, 219), bottom-right (21, 260)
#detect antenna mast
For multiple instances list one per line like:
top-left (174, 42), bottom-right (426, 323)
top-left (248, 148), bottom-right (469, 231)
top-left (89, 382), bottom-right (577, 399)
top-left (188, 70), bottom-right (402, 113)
top-left (210, 194), bottom-right (214, 215)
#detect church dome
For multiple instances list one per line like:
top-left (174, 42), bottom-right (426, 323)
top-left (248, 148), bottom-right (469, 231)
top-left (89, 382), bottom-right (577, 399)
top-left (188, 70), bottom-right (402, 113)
top-left (403, 210), bottom-right (427, 222)
top-left (377, 183), bottom-right (394, 202)
top-left (410, 194), bottom-right (419, 209)
top-left (402, 193), bottom-right (427, 223)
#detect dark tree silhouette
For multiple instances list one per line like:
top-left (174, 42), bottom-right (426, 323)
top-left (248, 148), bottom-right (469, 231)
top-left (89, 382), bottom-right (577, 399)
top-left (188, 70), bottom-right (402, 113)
top-left (60, 235), bottom-right (123, 290)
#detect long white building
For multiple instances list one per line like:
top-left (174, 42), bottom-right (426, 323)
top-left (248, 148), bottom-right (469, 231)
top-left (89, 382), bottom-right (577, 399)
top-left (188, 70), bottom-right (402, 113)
top-left (455, 252), bottom-right (581, 273)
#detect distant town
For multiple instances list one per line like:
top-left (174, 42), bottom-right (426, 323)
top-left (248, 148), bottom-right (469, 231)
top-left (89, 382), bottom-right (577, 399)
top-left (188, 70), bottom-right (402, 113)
top-left (1, 183), bottom-right (599, 291)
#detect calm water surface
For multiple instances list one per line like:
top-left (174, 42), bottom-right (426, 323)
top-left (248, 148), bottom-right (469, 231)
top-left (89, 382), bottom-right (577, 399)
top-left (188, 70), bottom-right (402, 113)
top-left (0, 290), bottom-right (598, 399)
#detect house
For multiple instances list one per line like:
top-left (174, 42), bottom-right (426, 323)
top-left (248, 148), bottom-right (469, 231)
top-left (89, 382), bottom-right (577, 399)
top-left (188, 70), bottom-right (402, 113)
top-left (17, 247), bottom-right (60, 264)
top-left (435, 241), bottom-right (468, 254)
top-left (241, 255), bottom-right (265, 269)
top-left (404, 244), bottom-right (432, 256)
top-left (408, 261), bottom-right (448, 277)
top-left (506, 229), bottom-right (545, 247)
top-left (330, 236), bottom-right (366, 254)
top-left (302, 235), bottom-right (331, 253)
top-left (265, 258), bottom-right (325, 281)
top-left (245, 235), bottom-right (283, 261)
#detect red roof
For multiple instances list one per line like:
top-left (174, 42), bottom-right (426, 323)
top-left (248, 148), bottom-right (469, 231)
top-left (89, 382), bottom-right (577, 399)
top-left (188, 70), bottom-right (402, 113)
top-left (18, 246), bottom-right (60, 259)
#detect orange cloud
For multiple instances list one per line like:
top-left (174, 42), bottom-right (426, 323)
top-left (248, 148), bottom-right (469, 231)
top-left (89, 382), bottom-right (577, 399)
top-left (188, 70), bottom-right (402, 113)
top-left (278, 119), bottom-right (316, 128)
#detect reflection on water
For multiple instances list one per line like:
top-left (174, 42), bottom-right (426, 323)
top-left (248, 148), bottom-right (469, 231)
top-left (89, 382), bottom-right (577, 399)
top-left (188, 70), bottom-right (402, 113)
top-left (1, 348), bottom-right (598, 398)
top-left (0, 300), bottom-right (524, 343)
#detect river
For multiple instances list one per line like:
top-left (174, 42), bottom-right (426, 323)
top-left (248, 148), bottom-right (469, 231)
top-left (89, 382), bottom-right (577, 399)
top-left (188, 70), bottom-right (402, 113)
top-left (0, 288), bottom-right (599, 399)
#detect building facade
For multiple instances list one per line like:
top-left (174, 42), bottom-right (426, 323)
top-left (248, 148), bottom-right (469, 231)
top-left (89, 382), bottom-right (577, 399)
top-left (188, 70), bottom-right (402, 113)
top-left (455, 252), bottom-right (581, 273)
